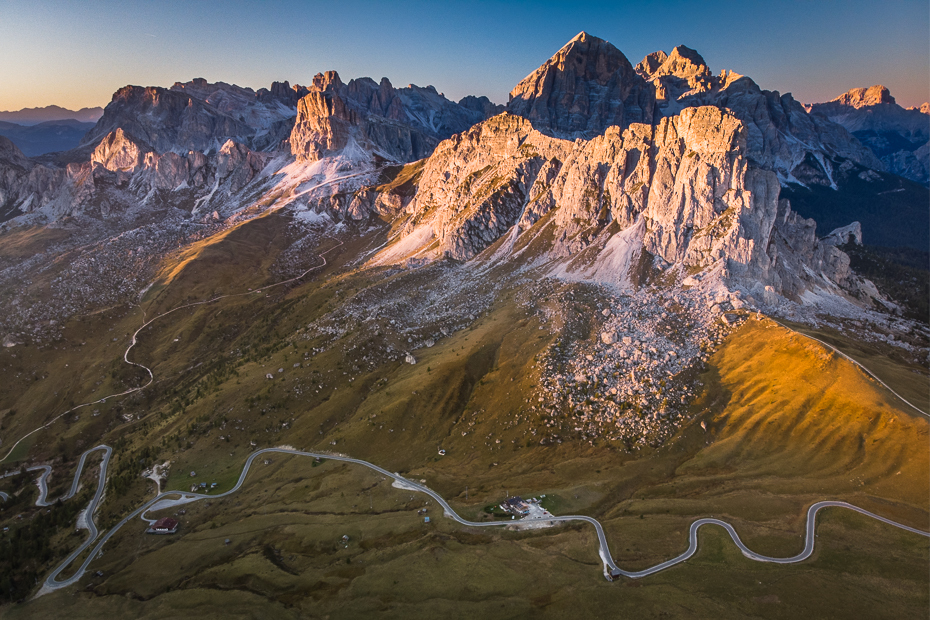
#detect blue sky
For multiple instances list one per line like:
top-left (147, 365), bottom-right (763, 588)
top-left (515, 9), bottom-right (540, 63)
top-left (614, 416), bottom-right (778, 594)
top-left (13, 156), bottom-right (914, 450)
top-left (0, 0), bottom-right (927, 110)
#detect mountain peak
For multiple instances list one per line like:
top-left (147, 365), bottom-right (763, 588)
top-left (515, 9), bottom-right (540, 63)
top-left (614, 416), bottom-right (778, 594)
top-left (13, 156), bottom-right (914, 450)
top-left (312, 71), bottom-right (344, 93)
top-left (831, 85), bottom-right (896, 108)
top-left (638, 45), bottom-right (710, 81)
top-left (507, 32), bottom-right (654, 137)
top-left (668, 45), bottom-right (709, 71)
top-left (635, 50), bottom-right (668, 75)
top-left (568, 31), bottom-right (598, 44)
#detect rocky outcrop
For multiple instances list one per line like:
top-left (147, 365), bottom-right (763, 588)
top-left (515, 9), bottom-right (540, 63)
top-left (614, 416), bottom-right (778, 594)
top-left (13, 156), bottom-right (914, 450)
top-left (256, 81), bottom-right (310, 107)
top-left (0, 135), bottom-right (67, 219)
top-left (458, 95), bottom-right (505, 119)
top-left (371, 107), bottom-right (875, 306)
top-left (633, 46), bottom-right (882, 184)
top-left (821, 221), bottom-right (862, 246)
top-left (215, 139), bottom-right (270, 192)
top-left (81, 80), bottom-right (299, 155)
top-left (289, 71), bottom-right (498, 163)
top-left (829, 85), bottom-right (897, 108)
top-left (507, 32), bottom-right (656, 138)
top-left (92, 128), bottom-right (152, 173)
top-left (0, 135), bottom-right (32, 170)
top-left (808, 86), bottom-right (930, 185)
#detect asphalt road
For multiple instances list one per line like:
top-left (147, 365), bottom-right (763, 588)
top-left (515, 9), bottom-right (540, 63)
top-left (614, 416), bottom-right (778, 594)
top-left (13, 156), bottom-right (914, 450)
top-left (29, 445), bottom-right (930, 594)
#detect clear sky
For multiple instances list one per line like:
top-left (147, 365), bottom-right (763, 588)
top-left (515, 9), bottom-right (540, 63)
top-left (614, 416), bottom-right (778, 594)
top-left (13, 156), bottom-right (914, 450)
top-left (0, 0), bottom-right (927, 111)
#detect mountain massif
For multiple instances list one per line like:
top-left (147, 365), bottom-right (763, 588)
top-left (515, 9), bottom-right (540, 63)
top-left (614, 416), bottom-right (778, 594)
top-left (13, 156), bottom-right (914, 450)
top-left (808, 84), bottom-right (929, 185)
top-left (0, 31), bottom-right (927, 615)
top-left (0, 32), bottom-right (924, 346)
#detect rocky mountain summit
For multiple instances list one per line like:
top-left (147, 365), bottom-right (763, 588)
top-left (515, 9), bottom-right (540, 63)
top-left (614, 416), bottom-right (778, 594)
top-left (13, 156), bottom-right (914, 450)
top-left (633, 44), bottom-right (882, 185)
top-left (507, 31), bottom-right (656, 138)
top-left (80, 78), bottom-right (299, 155)
top-left (807, 85), bottom-right (930, 185)
top-left (289, 70), bottom-right (499, 162)
top-left (505, 33), bottom-right (880, 187)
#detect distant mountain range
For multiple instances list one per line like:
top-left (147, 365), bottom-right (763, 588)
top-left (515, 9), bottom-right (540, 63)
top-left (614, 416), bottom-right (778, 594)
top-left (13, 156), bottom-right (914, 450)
top-left (0, 105), bottom-right (103, 156)
top-left (0, 119), bottom-right (96, 157)
top-left (807, 85), bottom-right (929, 185)
top-left (0, 104), bottom-right (103, 125)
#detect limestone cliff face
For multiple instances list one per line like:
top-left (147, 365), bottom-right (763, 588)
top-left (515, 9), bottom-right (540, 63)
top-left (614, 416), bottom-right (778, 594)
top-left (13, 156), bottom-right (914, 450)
top-left (290, 87), bottom-right (360, 161)
top-left (82, 79), bottom-right (299, 155)
top-left (0, 136), bottom-right (65, 218)
top-left (289, 71), bottom-right (498, 163)
top-left (370, 108), bottom-right (872, 305)
top-left (92, 128), bottom-right (152, 173)
top-left (633, 46), bottom-right (882, 184)
top-left (507, 32), bottom-right (656, 138)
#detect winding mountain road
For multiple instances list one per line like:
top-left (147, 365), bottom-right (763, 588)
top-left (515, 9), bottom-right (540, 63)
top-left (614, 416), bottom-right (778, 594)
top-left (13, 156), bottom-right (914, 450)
top-left (22, 445), bottom-right (930, 594)
top-left (0, 226), bottom-right (345, 464)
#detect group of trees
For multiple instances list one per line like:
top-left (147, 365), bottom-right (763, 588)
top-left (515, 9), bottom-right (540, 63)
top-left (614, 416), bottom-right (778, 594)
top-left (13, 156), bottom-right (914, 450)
top-left (0, 494), bottom-right (87, 603)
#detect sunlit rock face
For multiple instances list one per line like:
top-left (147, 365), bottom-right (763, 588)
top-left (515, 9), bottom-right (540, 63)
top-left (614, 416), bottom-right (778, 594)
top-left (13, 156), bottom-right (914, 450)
top-left (504, 33), bottom-right (880, 186)
top-left (807, 85), bottom-right (930, 185)
top-left (91, 128), bottom-right (152, 173)
top-left (633, 45), bottom-right (882, 185)
top-left (364, 103), bottom-right (877, 305)
top-left (289, 71), bottom-right (498, 163)
top-left (507, 31), bottom-right (656, 138)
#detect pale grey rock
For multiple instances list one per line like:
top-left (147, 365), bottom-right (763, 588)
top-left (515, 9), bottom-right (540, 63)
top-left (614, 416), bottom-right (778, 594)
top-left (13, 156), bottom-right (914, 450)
top-left (505, 34), bottom-right (880, 186)
top-left (0, 135), bottom-right (66, 218)
top-left (372, 105), bottom-right (878, 306)
top-left (635, 47), bottom-right (882, 184)
top-left (82, 79), bottom-right (299, 155)
top-left (289, 71), bottom-right (498, 163)
top-left (822, 222), bottom-right (862, 246)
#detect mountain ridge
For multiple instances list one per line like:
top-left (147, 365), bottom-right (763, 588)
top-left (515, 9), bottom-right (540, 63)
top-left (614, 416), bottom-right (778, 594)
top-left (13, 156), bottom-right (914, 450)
top-left (0, 104), bottom-right (103, 125)
top-left (807, 84), bottom-right (930, 185)
top-left (0, 32), bottom-right (924, 349)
